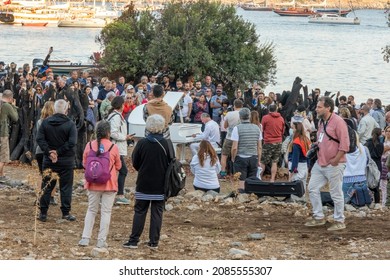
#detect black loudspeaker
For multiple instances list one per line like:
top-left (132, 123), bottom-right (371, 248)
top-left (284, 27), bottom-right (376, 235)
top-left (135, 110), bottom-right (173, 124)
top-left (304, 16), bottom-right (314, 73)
top-left (244, 177), bottom-right (305, 198)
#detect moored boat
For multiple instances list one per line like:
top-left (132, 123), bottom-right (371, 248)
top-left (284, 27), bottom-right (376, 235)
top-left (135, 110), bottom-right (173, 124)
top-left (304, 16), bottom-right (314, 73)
top-left (0, 11), bottom-right (14, 23)
top-left (273, 7), bottom-right (316, 17)
top-left (241, 1), bottom-right (272, 11)
top-left (316, 9), bottom-right (351, 16)
top-left (308, 13), bottom-right (360, 25)
top-left (21, 21), bottom-right (48, 26)
top-left (33, 58), bottom-right (95, 75)
top-left (57, 17), bottom-right (107, 28)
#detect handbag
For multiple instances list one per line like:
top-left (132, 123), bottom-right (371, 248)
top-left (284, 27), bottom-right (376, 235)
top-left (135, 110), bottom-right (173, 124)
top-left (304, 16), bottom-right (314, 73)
top-left (364, 146), bottom-right (380, 190)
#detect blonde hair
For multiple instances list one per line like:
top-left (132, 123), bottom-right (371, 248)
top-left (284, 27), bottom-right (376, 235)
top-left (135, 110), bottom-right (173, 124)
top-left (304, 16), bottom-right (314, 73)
top-left (40, 101), bottom-right (55, 120)
top-left (339, 107), bottom-right (351, 119)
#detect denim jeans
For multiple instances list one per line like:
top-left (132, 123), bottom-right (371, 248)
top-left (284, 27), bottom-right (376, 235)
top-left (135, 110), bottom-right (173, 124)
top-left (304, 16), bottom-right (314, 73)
top-left (308, 162), bottom-right (346, 222)
top-left (342, 181), bottom-right (367, 204)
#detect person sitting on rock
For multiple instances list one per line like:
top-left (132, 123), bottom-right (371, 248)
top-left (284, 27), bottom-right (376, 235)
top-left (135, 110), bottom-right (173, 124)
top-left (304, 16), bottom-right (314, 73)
top-left (190, 140), bottom-right (221, 193)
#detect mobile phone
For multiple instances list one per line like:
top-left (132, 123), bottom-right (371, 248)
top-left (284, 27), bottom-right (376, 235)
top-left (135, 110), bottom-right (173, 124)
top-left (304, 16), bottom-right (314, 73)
top-left (129, 133), bottom-right (136, 136)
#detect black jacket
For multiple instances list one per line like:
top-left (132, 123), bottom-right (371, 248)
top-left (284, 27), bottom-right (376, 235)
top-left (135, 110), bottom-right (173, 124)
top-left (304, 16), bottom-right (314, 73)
top-left (36, 113), bottom-right (77, 159)
top-left (132, 136), bottom-right (172, 195)
top-left (365, 138), bottom-right (384, 171)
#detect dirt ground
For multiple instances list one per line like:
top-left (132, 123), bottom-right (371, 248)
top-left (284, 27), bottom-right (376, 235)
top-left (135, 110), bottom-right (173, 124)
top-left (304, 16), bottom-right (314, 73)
top-left (1, 155), bottom-right (390, 260)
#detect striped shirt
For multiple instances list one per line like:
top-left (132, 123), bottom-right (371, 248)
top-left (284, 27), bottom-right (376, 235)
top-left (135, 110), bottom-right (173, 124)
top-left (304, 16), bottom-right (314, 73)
top-left (135, 192), bottom-right (164, 201)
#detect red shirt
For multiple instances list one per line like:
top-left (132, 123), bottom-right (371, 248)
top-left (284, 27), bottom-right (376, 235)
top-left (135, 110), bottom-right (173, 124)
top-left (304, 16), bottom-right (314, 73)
top-left (261, 112), bottom-right (285, 144)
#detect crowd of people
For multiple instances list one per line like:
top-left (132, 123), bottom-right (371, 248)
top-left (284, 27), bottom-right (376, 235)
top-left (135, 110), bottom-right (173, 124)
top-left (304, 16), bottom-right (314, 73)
top-left (1, 59), bottom-right (390, 247)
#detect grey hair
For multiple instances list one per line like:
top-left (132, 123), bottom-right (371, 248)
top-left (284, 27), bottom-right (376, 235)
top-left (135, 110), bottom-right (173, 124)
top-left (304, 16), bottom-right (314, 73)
top-left (201, 113), bottom-right (210, 119)
top-left (146, 114), bottom-right (165, 134)
top-left (54, 99), bottom-right (69, 114)
top-left (2, 89), bottom-right (13, 99)
top-left (239, 107), bottom-right (250, 120)
top-left (106, 91), bottom-right (116, 100)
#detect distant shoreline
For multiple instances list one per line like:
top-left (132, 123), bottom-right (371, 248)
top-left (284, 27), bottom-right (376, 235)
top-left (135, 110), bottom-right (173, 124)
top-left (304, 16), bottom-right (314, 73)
top-left (102, 0), bottom-right (389, 10)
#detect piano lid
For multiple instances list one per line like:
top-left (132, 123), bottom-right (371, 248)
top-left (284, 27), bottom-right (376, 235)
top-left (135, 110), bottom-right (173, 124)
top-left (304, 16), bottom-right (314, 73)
top-left (127, 91), bottom-right (184, 136)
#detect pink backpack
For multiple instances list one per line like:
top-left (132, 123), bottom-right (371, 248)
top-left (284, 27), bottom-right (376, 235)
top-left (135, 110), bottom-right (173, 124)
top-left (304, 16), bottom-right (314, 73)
top-left (85, 142), bottom-right (114, 184)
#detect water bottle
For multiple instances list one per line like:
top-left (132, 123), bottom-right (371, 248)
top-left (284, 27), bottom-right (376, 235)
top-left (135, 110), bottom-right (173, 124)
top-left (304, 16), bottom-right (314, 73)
top-left (99, 144), bottom-right (105, 153)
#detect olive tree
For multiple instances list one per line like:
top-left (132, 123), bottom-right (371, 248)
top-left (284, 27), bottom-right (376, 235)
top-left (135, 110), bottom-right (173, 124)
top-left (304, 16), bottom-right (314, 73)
top-left (97, 1), bottom-right (277, 92)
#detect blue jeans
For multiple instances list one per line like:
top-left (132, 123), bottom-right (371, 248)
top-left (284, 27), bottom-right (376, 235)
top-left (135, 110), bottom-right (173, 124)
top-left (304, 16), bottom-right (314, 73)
top-left (342, 181), bottom-right (366, 204)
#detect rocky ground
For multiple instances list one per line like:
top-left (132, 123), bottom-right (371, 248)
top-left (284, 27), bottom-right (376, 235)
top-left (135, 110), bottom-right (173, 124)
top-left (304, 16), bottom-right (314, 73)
top-left (1, 157), bottom-right (390, 260)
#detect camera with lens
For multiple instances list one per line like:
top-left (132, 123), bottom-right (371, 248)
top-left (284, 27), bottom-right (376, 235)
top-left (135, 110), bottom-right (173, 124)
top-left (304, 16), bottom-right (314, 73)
top-left (306, 143), bottom-right (319, 160)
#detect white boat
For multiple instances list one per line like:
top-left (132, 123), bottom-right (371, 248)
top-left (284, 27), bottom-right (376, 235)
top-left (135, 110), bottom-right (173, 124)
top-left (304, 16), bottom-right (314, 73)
top-left (32, 58), bottom-right (95, 75)
top-left (11, 8), bottom-right (68, 26)
top-left (94, 0), bottom-right (121, 19)
top-left (58, 17), bottom-right (107, 28)
top-left (241, 1), bottom-right (272, 11)
top-left (308, 13), bottom-right (360, 25)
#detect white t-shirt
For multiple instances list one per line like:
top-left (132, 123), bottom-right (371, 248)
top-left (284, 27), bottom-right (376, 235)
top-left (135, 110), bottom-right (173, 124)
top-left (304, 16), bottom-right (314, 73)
top-left (224, 110), bottom-right (240, 139)
top-left (179, 93), bottom-right (193, 118)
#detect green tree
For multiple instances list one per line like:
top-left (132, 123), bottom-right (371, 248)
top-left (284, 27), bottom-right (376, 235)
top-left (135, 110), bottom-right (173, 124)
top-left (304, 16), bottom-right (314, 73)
top-left (97, 1), bottom-right (276, 93)
top-left (96, 3), bottom-right (157, 77)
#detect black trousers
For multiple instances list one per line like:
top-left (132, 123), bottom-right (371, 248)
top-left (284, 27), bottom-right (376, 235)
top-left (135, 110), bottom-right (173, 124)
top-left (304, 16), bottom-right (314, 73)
top-left (40, 160), bottom-right (74, 216)
top-left (117, 155), bottom-right (128, 195)
top-left (129, 199), bottom-right (164, 245)
top-left (76, 126), bottom-right (87, 169)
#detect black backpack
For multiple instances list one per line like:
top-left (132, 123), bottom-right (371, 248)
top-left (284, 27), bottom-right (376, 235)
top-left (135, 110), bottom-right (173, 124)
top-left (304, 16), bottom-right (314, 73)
top-left (322, 120), bottom-right (357, 153)
top-left (154, 138), bottom-right (186, 199)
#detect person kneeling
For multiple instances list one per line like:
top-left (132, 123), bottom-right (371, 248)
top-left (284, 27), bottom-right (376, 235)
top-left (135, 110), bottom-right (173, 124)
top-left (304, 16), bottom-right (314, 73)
top-left (190, 140), bottom-right (221, 193)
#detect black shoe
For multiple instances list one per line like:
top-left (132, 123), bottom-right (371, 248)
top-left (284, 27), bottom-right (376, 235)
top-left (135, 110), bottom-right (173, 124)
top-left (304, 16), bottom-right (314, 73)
top-left (147, 242), bottom-right (158, 250)
top-left (62, 214), bottom-right (76, 221)
top-left (50, 197), bottom-right (58, 205)
top-left (123, 241), bottom-right (138, 249)
top-left (37, 214), bottom-right (47, 222)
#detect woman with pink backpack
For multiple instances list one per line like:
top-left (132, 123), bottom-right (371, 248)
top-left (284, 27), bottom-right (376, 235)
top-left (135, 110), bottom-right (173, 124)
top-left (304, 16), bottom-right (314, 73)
top-left (78, 120), bottom-right (121, 248)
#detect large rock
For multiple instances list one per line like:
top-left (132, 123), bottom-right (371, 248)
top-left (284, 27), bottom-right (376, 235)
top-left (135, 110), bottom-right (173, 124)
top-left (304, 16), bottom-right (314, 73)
top-left (236, 193), bottom-right (250, 203)
top-left (165, 204), bottom-right (174, 211)
top-left (91, 247), bottom-right (109, 258)
top-left (345, 204), bottom-right (357, 212)
top-left (229, 248), bottom-right (251, 256)
top-left (205, 190), bottom-right (219, 198)
top-left (201, 194), bottom-right (214, 202)
top-left (248, 233), bottom-right (266, 240)
top-left (184, 190), bottom-right (204, 200)
top-left (186, 204), bottom-right (200, 211)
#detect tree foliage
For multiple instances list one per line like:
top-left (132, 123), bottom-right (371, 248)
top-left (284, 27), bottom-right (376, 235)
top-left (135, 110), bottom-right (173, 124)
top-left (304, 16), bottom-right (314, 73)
top-left (97, 1), bottom-right (277, 92)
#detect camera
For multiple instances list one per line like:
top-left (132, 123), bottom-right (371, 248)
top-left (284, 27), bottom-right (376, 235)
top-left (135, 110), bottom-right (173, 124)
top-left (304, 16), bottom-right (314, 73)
top-left (306, 143), bottom-right (319, 160)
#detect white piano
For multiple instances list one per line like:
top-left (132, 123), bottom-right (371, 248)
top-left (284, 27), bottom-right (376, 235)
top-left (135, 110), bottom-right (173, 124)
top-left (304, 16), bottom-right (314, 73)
top-left (128, 91), bottom-right (202, 163)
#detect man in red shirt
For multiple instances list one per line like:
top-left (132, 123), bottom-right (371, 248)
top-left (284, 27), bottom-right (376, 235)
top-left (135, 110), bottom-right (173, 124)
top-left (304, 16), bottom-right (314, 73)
top-left (261, 104), bottom-right (284, 182)
top-left (305, 96), bottom-right (349, 231)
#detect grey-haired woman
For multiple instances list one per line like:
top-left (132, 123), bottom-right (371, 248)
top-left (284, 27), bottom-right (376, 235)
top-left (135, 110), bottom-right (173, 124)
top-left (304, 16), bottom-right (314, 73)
top-left (123, 114), bottom-right (173, 250)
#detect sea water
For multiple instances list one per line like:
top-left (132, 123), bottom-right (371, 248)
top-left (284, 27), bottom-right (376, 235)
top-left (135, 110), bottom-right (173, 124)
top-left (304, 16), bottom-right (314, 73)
top-left (0, 9), bottom-right (388, 104)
